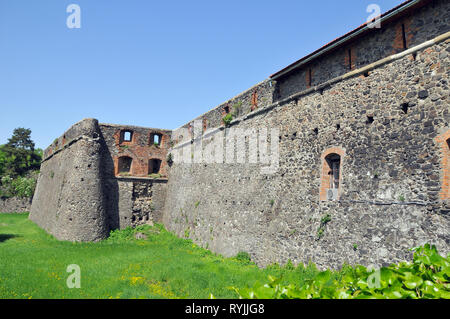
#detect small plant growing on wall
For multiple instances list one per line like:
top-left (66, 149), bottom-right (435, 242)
top-left (316, 213), bottom-right (331, 240)
top-left (194, 201), bottom-right (200, 208)
top-left (222, 113), bottom-right (233, 127)
top-left (167, 153), bottom-right (174, 167)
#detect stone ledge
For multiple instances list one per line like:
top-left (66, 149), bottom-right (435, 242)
top-left (115, 176), bottom-right (168, 182)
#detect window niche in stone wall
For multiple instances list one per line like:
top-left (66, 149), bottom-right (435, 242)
top-left (150, 133), bottom-right (162, 146)
top-left (319, 148), bottom-right (345, 201)
top-left (118, 156), bottom-right (133, 176)
top-left (434, 131), bottom-right (450, 201)
top-left (120, 130), bottom-right (133, 144)
top-left (148, 159), bottom-right (162, 175)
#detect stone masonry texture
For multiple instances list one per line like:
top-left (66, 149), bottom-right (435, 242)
top-left (30, 0), bottom-right (449, 269)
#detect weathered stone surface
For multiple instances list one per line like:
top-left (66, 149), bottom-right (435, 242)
top-left (0, 197), bottom-right (31, 213)
top-left (30, 119), bottom-right (110, 242)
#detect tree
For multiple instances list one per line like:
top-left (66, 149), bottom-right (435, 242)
top-left (0, 128), bottom-right (41, 177)
top-left (6, 128), bottom-right (35, 151)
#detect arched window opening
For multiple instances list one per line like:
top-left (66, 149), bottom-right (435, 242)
top-left (118, 156), bottom-right (132, 174)
top-left (320, 148), bottom-right (345, 201)
top-left (148, 159), bottom-right (162, 175)
top-left (326, 154), bottom-right (341, 190)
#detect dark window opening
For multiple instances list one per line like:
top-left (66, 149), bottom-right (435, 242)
top-left (118, 156), bottom-right (132, 174)
top-left (151, 133), bottom-right (162, 146)
top-left (326, 154), bottom-right (341, 190)
top-left (308, 68), bottom-right (312, 87)
top-left (366, 116), bottom-right (374, 124)
top-left (336, 124), bottom-right (341, 131)
top-left (363, 71), bottom-right (369, 77)
top-left (401, 24), bottom-right (407, 50)
top-left (121, 130), bottom-right (133, 143)
top-left (149, 159), bottom-right (162, 174)
top-left (224, 106), bottom-right (230, 114)
top-left (348, 49), bottom-right (352, 70)
top-left (313, 128), bottom-right (319, 135)
top-left (447, 138), bottom-right (450, 150)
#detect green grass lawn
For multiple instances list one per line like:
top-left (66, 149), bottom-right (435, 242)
top-left (0, 213), bottom-right (320, 299)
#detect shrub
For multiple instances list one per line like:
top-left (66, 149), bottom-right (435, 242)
top-left (0, 173), bottom-right (37, 198)
top-left (235, 251), bottom-right (252, 264)
top-left (231, 244), bottom-right (450, 299)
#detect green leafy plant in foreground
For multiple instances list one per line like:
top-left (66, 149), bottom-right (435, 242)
top-left (232, 244), bottom-right (450, 299)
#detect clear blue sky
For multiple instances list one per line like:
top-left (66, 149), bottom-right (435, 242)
top-left (0, 0), bottom-right (404, 150)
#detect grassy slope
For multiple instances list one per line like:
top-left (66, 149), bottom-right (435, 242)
top-left (0, 213), bottom-right (321, 299)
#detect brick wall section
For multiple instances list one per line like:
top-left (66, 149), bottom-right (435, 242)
top-left (435, 130), bottom-right (450, 200)
top-left (99, 124), bottom-right (171, 178)
top-left (276, 0), bottom-right (449, 101)
top-left (319, 147), bottom-right (346, 201)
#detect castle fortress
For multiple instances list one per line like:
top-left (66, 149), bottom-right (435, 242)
top-left (30, 0), bottom-right (450, 268)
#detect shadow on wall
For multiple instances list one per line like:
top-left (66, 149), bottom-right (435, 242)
top-left (99, 129), bottom-right (120, 232)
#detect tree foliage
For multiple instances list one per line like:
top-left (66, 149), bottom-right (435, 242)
top-left (0, 128), bottom-right (42, 198)
top-left (0, 128), bottom-right (42, 178)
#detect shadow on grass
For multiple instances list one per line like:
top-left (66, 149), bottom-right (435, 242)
top-left (0, 234), bottom-right (20, 243)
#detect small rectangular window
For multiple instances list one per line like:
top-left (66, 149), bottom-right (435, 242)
top-left (151, 133), bottom-right (162, 146)
top-left (121, 130), bottom-right (133, 143)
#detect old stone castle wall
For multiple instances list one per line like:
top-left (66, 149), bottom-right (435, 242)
top-left (29, 0), bottom-right (449, 268)
top-left (163, 0), bottom-right (450, 268)
top-left (30, 119), bottom-right (171, 240)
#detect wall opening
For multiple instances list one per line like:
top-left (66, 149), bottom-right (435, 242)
top-left (401, 103), bottom-right (409, 114)
top-left (118, 156), bottom-right (133, 174)
top-left (348, 49), bottom-right (352, 71)
top-left (366, 116), bottom-right (374, 124)
top-left (320, 148), bottom-right (345, 201)
top-left (401, 23), bottom-right (407, 50)
top-left (326, 154), bottom-right (341, 190)
top-left (307, 68), bottom-right (312, 87)
top-left (120, 130), bottom-right (133, 143)
top-left (151, 133), bottom-right (162, 146)
top-left (148, 159), bottom-right (162, 175)
top-left (435, 131), bottom-right (450, 201)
